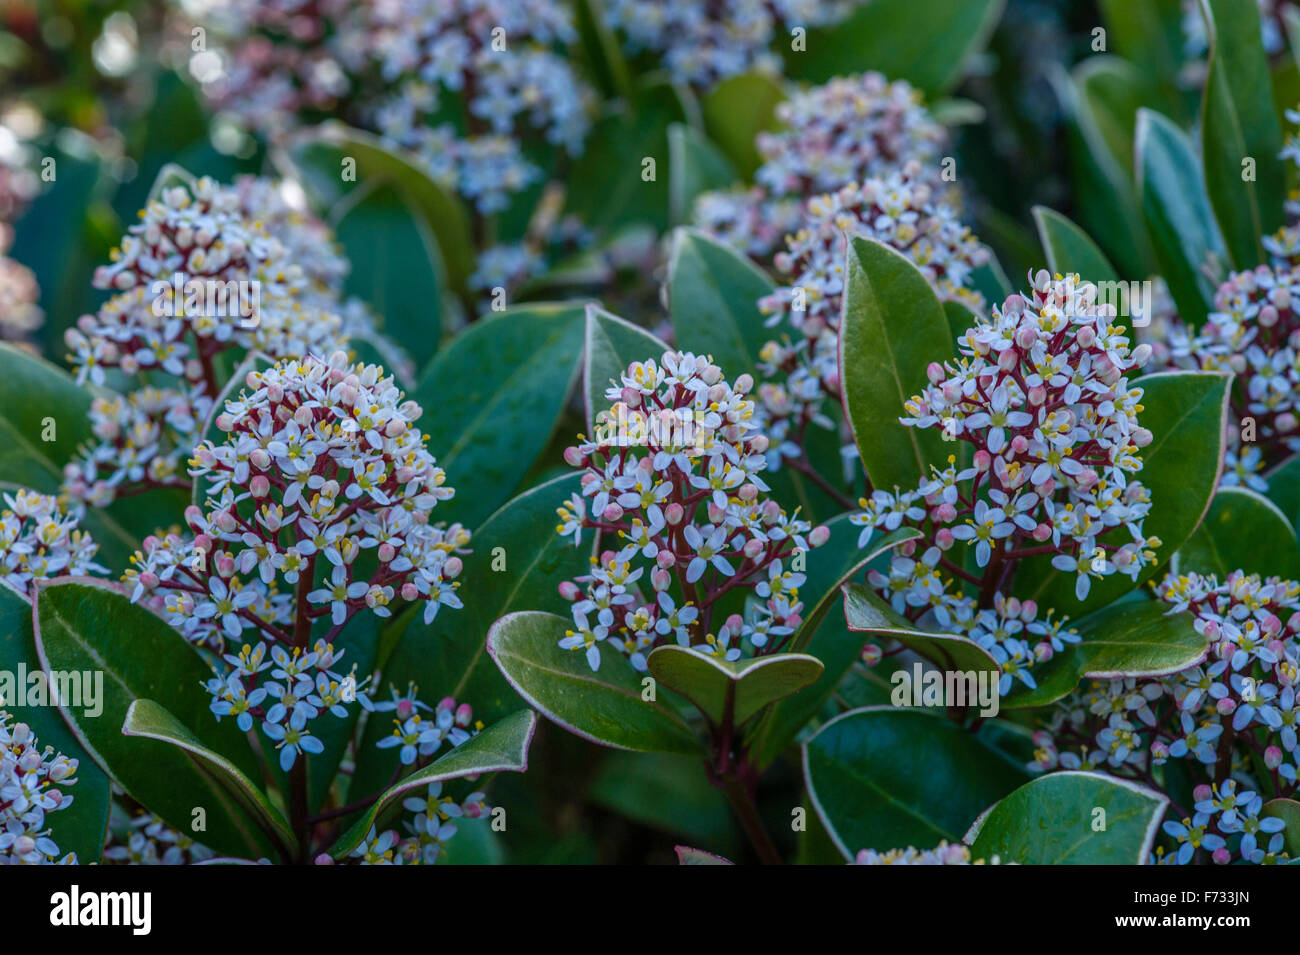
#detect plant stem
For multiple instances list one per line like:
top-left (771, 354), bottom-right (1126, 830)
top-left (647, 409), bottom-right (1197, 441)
top-left (720, 774), bottom-right (783, 865)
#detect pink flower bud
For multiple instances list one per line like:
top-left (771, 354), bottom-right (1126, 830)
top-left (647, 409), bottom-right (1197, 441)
top-left (739, 483), bottom-right (759, 501)
top-left (563, 446), bottom-right (585, 467)
top-left (1028, 384), bottom-right (1046, 406)
top-left (665, 502), bottom-right (685, 525)
top-left (707, 503), bottom-right (726, 523)
top-left (651, 568), bottom-right (671, 592)
top-left (558, 581), bottom-right (580, 601)
top-left (1193, 784), bottom-right (1213, 803)
top-left (215, 553), bottom-right (235, 578)
top-left (1010, 434), bottom-right (1029, 454)
top-left (809, 525), bottom-right (830, 548)
top-left (402, 582), bottom-right (419, 601)
top-left (455, 703), bottom-right (473, 727)
top-left (997, 349), bottom-right (1018, 372)
top-left (725, 614), bottom-right (744, 633)
top-left (396, 699), bottom-right (414, 719)
top-left (734, 373), bottom-right (754, 393)
top-left (935, 502), bottom-right (957, 524)
top-left (926, 362), bottom-right (945, 384)
top-left (862, 644), bottom-right (883, 666)
top-left (1131, 343), bottom-right (1153, 366)
top-left (250, 448), bottom-right (271, 469)
top-left (1076, 325), bottom-right (1096, 348)
top-left (378, 543), bottom-right (396, 563)
top-left (743, 537), bottom-right (765, 559)
top-left (656, 550), bottom-right (675, 570)
top-left (315, 853), bottom-right (335, 865)
top-left (602, 503), bottom-right (624, 522)
top-left (250, 475), bottom-right (270, 498)
top-left (184, 504), bottom-right (204, 529)
top-left (294, 405), bottom-right (314, 428)
top-left (444, 557), bottom-right (463, 579)
top-left (215, 413), bottom-right (234, 432)
top-left (749, 434), bottom-right (770, 454)
top-left (1015, 325), bottom-right (1037, 349)
top-left (936, 528), bottom-right (955, 550)
top-left (1212, 847), bottom-right (1232, 865)
top-left (1266, 745), bottom-right (1284, 769)
top-left (1216, 697), bottom-right (1236, 716)
top-left (973, 450), bottom-right (992, 472)
top-left (1034, 642), bottom-right (1053, 662)
top-left (1032, 523), bottom-right (1052, 542)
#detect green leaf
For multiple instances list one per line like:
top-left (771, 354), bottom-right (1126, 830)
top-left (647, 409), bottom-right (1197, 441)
top-left (486, 611), bottom-right (702, 754)
top-left (1200, 0), bottom-right (1286, 268)
top-left (646, 646), bottom-right (823, 727)
top-left (331, 710), bottom-right (537, 858)
top-left (32, 579), bottom-right (272, 858)
top-left (1136, 108), bottom-right (1230, 323)
top-left (583, 304), bottom-right (670, 433)
top-left (782, 0), bottom-right (1005, 96)
top-left (348, 474), bottom-right (590, 802)
top-left (667, 227), bottom-right (775, 379)
top-left (1176, 485), bottom-right (1300, 580)
top-left (668, 123), bottom-right (739, 225)
top-left (0, 581), bottom-right (109, 863)
top-left (674, 845), bottom-right (734, 865)
top-left (803, 707), bottom-right (1028, 859)
top-left (565, 81), bottom-right (690, 233)
top-left (966, 770), bottom-right (1167, 863)
top-left (122, 699), bottom-right (296, 859)
top-left (278, 122), bottom-right (474, 296)
top-left (841, 582), bottom-right (1000, 678)
top-left (1002, 599), bottom-right (1207, 709)
top-left (588, 752), bottom-right (737, 851)
top-left (412, 303), bottom-right (586, 529)
top-left (573, 0), bottom-right (632, 100)
top-left (840, 236), bottom-right (953, 492)
top-left (700, 71), bottom-right (786, 179)
top-left (1261, 798), bottom-right (1300, 856)
top-left (1056, 58), bottom-right (1155, 278)
top-left (1266, 453), bottom-right (1300, 527)
top-left (1018, 370), bottom-right (1231, 614)
top-left (329, 181), bottom-right (445, 368)
top-left (1032, 205), bottom-right (1121, 285)
top-left (1099, 0), bottom-right (1189, 117)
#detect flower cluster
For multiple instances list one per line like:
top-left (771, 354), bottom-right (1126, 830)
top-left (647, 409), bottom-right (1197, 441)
top-left (852, 841), bottom-right (1002, 865)
top-left (753, 164), bottom-right (989, 466)
top-left (556, 350), bottom-right (828, 671)
top-left (61, 175), bottom-right (370, 508)
top-left (348, 782), bottom-right (490, 865)
top-left (605, 0), bottom-right (855, 87)
top-left (103, 810), bottom-right (214, 865)
top-left (0, 710), bottom-right (79, 865)
top-left (1031, 571), bottom-right (1300, 865)
top-left (0, 223), bottom-right (42, 346)
top-left (852, 273), bottom-right (1159, 693)
top-left (122, 351), bottom-right (470, 764)
top-left (692, 73), bottom-right (951, 261)
top-left (198, 0), bottom-right (593, 215)
top-left (1156, 262), bottom-right (1300, 490)
top-left (0, 489), bottom-right (104, 598)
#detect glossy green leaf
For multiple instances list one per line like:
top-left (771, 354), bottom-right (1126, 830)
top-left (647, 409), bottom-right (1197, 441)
top-left (675, 845), bottom-right (734, 865)
top-left (1033, 205), bottom-right (1121, 285)
top-left (1018, 370), bottom-right (1230, 613)
top-left (966, 770), bottom-right (1167, 863)
top-left (1266, 452), bottom-right (1300, 527)
top-left (1002, 599), bottom-right (1207, 709)
top-left (782, 0), bottom-right (1005, 96)
top-left (840, 236), bottom-right (952, 492)
top-left (1136, 108), bottom-right (1230, 323)
top-left (668, 123), bottom-right (738, 225)
top-left (32, 579), bottom-right (271, 858)
top-left (487, 611), bottom-right (702, 754)
top-left (667, 227), bottom-right (775, 379)
top-left (348, 474), bottom-right (589, 802)
top-left (123, 699), bottom-right (296, 859)
top-left (804, 707), bottom-right (1028, 859)
top-left (1099, 0), bottom-right (1189, 117)
top-left (1200, 0), bottom-right (1286, 268)
top-left (583, 304), bottom-right (670, 433)
top-left (1177, 485), bottom-right (1300, 579)
top-left (842, 582), bottom-right (1000, 678)
top-left (0, 581), bottom-right (109, 863)
top-left (700, 71), bottom-right (785, 179)
top-left (1262, 798), bottom-right (1300, 856)
top-left (332, 709), bottom-right (536, 858)
top-left (573, 0), bottom-right (632, 99)
top-left (412, 303), bottom-right (586, 529)
top-left (647, 645), bottom-right (823, 727)
top-left (588, 752), bottom-right (737, 851)
top-left (279, 122), bottom-right (473, 295)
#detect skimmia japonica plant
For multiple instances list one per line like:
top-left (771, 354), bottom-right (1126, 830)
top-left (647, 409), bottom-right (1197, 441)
top-left (5, 0), bottom-right (1300, 874)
